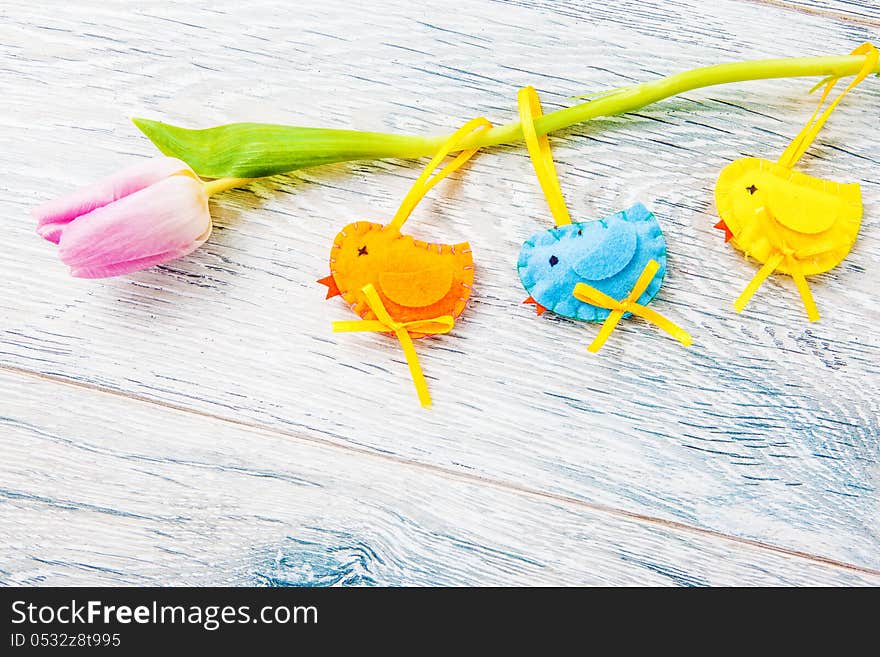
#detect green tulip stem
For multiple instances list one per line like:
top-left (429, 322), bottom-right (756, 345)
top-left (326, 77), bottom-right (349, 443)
top-left (456, 53), bottom-right (880, 151)
top-left (135, 52), bottom-right (879, 180)
top-left (203, 177), bottom-right (253, 195)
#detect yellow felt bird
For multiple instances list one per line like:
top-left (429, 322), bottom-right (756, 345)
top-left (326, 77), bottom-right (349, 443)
top-left (714, 42), bottom-right (877, 322)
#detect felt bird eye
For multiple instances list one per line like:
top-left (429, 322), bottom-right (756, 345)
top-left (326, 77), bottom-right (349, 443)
top-left (516, 86), bottom-right (692, 353)
top-left (714, 41), bottom-right (877, 323)
top-left (317, 117), bottom-right (492, 408)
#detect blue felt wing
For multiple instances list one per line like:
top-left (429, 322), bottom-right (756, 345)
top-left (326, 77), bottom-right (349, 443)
top-left (517, 202), bottom-right (667, 322)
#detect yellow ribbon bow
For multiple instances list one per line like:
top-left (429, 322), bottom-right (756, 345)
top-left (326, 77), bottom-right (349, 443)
top-left (733, 245), bottom-right (819, 321)
top-left (572, 260), bottom-right (693, 353)
top-left (333, 284), bottom-right (454, 408)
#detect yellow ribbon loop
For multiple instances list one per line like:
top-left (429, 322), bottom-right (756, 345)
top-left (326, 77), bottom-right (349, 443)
top-left (518, 86), bottom-right (572, 227)
top-left (779, 42), bottom-right (878, 169)
top-left (332, 284), bottom-right (454, 408)
top-left (389, 116), bottom-right (493, 232)
top-left (572, 260), bottom-right (692, 352)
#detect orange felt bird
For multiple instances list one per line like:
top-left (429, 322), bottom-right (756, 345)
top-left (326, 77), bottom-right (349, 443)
top-left (317, 222), bottom-right (475, 331)
top-left (318, 117), bottom-right (492, 407)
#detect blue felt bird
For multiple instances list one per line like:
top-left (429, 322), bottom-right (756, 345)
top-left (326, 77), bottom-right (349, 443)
top-left (515, 86), bottom-right (691, 351)
top-left (518, 202), bottom-right (666, 321)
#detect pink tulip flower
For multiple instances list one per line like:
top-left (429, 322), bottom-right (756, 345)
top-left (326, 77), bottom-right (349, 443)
top-left (34, 156), bottom-right (246, 278)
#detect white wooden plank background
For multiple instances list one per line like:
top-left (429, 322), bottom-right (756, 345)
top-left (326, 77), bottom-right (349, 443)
top-left (1, 0), bottom-right (878, 585)
top-left (3, 368), bottom-right (879, 586)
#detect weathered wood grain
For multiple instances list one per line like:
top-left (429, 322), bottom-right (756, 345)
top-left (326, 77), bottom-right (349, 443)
top-left (749, 0), bottom-right (880, 26)
top-left (1, 369), bottom-right (877, 586)
top-left (1, 0), bottom-right (878, 584)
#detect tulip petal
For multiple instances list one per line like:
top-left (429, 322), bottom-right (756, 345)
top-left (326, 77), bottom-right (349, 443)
top-left (34, 156), bottom-right (194, 244)
top-left (58, 174), bottom-right (211, 278)
top-left (66, 244), bottom-right (207, 279)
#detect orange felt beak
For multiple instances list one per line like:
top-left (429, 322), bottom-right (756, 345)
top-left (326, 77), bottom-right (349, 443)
top-left (523, 296), bottom-right (546, 316)
top-left (317, 275), bottom-right (341, 299)
top-left (714, 220), bottom-right (734, 242)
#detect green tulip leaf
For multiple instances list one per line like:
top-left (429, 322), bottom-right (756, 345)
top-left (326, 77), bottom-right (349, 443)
top-left (132, 118), bottom-right (445, 179)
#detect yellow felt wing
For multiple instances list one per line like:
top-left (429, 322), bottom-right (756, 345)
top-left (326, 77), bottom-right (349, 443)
top-left (762, 174), bottom-right (842, 235)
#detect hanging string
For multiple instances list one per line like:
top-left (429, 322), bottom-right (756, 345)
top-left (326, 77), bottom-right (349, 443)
top-left (517, 86), bottom-right (572, 227)
top-left (778, 42), bottom-right (878, 169)
top-left (389, 117), bottom-right (493, 232)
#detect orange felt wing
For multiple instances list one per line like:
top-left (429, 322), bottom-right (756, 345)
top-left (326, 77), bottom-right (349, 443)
top-left (379, 263), bottom-right (454, 308)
